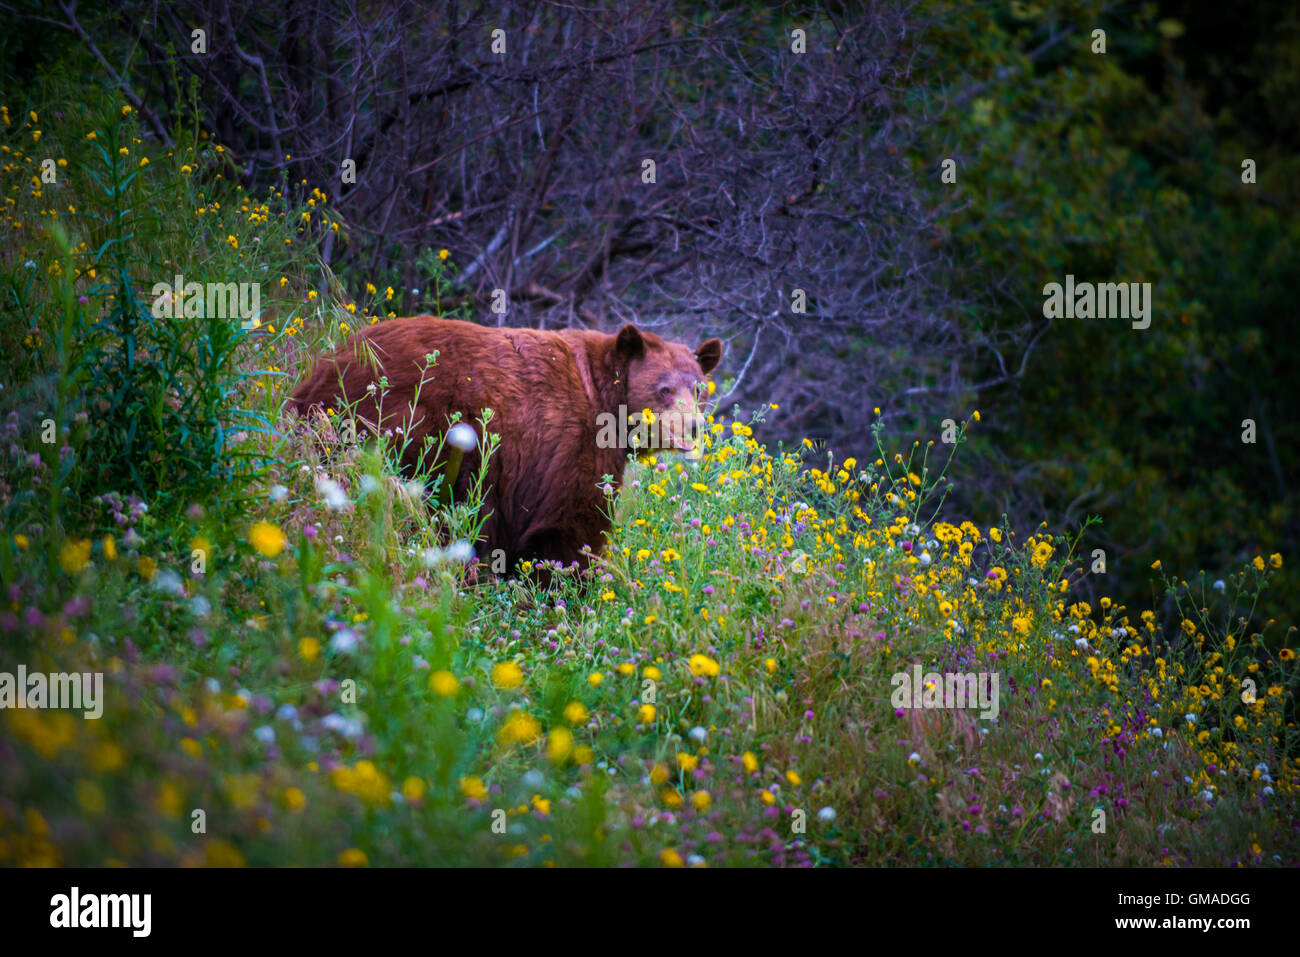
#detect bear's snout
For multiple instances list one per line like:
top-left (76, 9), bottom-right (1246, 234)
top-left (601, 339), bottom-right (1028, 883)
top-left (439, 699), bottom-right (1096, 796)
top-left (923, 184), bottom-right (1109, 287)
top-left (657, 393), bottom-right (705, 452)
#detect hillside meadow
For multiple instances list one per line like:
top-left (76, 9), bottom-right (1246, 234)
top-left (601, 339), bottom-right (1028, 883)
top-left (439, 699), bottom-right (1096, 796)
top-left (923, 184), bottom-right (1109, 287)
top-left (0, 99), bottom-right (1296, 869)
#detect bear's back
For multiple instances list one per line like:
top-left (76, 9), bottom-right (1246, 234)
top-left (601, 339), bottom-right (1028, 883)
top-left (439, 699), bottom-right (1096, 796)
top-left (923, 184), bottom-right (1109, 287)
top-left (290, 316), bottom-right (593, 426)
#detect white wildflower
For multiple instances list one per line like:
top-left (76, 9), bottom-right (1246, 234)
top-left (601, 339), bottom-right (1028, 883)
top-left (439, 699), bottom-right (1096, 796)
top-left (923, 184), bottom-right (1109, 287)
top-left (446, 423), bottom-right (477, 452)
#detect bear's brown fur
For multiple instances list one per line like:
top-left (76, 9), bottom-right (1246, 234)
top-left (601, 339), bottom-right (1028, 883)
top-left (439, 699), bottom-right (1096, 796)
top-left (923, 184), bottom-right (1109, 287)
top-left (288, 316), bottom-right (721, 572)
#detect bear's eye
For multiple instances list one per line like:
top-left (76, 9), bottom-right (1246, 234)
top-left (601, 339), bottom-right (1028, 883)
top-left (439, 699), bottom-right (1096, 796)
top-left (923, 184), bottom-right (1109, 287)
top-left (658, 385), bottom-right (673, 400)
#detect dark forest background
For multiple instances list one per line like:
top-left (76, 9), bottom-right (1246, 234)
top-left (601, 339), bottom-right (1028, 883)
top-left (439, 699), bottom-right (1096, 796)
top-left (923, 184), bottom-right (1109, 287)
top-left (2, 0), bottom-right (1296, 622)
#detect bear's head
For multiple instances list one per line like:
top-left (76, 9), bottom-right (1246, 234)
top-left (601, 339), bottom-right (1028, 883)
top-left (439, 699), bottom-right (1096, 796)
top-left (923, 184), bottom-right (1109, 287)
top-left (613, 324), bottom-right (722, 453)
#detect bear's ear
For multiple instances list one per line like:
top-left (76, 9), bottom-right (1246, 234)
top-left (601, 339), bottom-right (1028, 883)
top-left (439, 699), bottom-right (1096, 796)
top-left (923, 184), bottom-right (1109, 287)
top-left (615, 324), bottom-right (646, 360)
top-left (695, 338), bottom-right (722, 375)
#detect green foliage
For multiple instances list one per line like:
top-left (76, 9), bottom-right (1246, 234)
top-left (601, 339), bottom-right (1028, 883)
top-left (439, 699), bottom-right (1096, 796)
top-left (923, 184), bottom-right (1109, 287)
top-left (0, 86), bottom-right (335, 552)
top-left (913, 0), bottom-right (1299, 624)
top-left (1, 400), bottom-right (1294, 866)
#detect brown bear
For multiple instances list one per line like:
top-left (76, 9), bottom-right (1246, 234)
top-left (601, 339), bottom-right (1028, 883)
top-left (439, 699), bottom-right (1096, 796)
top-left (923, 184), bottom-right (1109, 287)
top-left (288, 315), bottom-right (722, 573)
